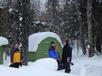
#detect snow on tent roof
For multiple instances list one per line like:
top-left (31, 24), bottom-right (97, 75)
top-left (0, 37), bottom-right (8, 46)
top-left (28, 32), bottom-right (63, 52)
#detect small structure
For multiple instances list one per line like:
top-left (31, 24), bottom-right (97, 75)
top-left (28, 32), bottom-right (63, 61)
top-left (0, 36), bottom-right (8, 64)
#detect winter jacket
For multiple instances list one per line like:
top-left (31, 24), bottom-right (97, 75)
top-left (13, 51), bottom-right (21, 63)
top-left (62, 44), bottom-right (72, 63)
top-left (10, 48), bottom-right (19, 63)
top-left (48, 46), bottom-right (59, 60)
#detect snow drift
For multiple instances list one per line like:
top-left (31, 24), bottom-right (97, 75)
top-left (33, 58), bottom-right (58, 71)
top-left (28, 32), bottom-right (63, 52)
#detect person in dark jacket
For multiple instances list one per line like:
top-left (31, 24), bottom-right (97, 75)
top-left (58, 40), bottom-right (72, 73)
top-left (48, 42), bottom-right (60, 60)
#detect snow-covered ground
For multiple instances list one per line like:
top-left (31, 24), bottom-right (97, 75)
top-left (1, 58), bottom-right (76, 76)
top-left (72, 55), bottom-right (102, 76)
top-left (1, 55), bottom-right (102, 76)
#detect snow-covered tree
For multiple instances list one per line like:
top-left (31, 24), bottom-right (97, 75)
top-left (46, 0), bottom-right (61, 33)
top-left (6, 0), bottom-right (32, 65)
top-left (58, 0), bottom-right (78, 39)
top-left (76, 0), bottom-right (88, 55)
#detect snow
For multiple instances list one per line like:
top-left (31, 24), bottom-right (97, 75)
top-left (1, 55), bottom-right (102, 76)
top-left (33, 21), bottom-right (47, 25)
top-left (28, 32), bottom-right (63, 52)
top-left (0, 36), bottom-right (8, 46)
top-left (71, 55), bottom-right (102, 76)
top-left (0, 6), bottom-right (3, 9)
top-left (8, 8), bottom-right (13, 13)
top-left (1, 58), bottom-right (76, 76)
top-left (71, 40), bottom-right (83, 59)
top-left (33, 58), bottom-right (58, 71)
top-left (3, 56), bottom-right (10, 66)
top-left (1, 39), bottom-right (102, 76)
top-left (19, 17), bottom-right (23, 21)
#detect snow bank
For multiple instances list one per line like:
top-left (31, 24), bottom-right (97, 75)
top-left (0, 58), bottom-right (77, 76)
top-left (3, 55), bottom-right (102, 76)
top-left (33, 58), bottom-right (58, 71)
top-left (28, 32), bottom-right (63, 52)
top-left (0, 37), bottom-right (8, 46)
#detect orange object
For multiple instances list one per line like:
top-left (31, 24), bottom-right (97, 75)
top-left (13, 51), bottom-right (21, 63)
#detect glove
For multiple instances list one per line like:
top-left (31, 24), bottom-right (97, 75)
top-left (71, 62), bottom-right (74, 65)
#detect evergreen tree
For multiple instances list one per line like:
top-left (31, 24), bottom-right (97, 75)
top-left (46, 0), bottom-right (60, 33)
top-left (76, 0), bottom-right (87, 55)
top-left (7, 0), bottom-right (32, 65)
top-left (61, 0), bottom-right (78, 38)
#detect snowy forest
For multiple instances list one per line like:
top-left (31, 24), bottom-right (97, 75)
top-left (0, 0), bottom-right (102, 65)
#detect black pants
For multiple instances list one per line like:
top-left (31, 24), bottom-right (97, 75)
top-left (64, 62), bottom-right (71, 73)
top-left (9, 63), bottom-right (22, 68)
top-left (57, 61), bottom-right (71, 73)
top-left (57, 60), bottom-right (65, 70)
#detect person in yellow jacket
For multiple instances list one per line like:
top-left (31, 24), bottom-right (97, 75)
top-left (9, 48), bottom-right (22, 68)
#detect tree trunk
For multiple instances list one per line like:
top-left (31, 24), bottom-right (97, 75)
top-left (15, 0), bottom-right (31, 65)
top-left (87, 0), bottom-right (94, 57)
top-left (76, 0), bottom-right (86, 55)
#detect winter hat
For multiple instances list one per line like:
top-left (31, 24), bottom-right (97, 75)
top-left (51, 41), bottom-right (55, 45)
